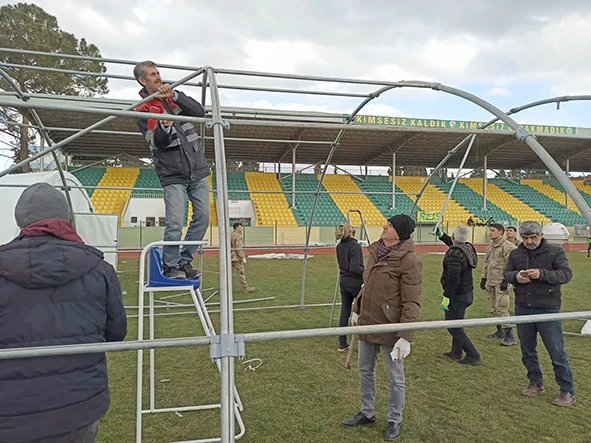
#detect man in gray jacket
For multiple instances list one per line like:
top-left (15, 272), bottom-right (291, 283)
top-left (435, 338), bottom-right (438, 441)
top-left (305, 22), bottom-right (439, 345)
top-left (135, 61), bottom-right (210, 280)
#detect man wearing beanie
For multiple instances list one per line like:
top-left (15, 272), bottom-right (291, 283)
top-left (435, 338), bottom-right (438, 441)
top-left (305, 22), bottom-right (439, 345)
top-left (0, 183), bottom-right (127, 443)
top-left (342, 214), bottom-right (422, 441)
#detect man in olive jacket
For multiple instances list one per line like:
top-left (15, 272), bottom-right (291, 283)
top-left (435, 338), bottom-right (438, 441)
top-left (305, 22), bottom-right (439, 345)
top-left (481, 223), bottom-right (517, 345)
top-left (341, 214), bottom-right (421, 442)
top-left (504, 221), bottom-right (575, 407)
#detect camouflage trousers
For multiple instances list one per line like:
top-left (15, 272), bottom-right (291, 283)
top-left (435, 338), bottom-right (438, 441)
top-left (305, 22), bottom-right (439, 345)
top-left (487, 285), bottom-right (513, 328)
top-left (232, 261), bottom-right (250, 291)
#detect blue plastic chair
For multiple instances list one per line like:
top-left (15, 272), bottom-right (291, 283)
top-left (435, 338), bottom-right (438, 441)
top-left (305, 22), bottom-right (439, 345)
top-left (147, 247), bottom-right (201, 289)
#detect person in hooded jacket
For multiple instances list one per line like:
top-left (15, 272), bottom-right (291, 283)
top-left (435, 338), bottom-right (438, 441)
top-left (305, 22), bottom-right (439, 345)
top-left (341, 214), bottom-right (421, 442)
top-left (0, 183), bottom-right (127, 443)
top-left (436, 225), bottom-right (482, 365)
top-left (335, 224), bottom-right (364, 351)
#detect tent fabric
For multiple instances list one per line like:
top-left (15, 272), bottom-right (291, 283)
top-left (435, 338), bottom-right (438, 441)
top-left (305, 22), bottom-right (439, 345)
top-left (0, 172), bottom-right (118, 270)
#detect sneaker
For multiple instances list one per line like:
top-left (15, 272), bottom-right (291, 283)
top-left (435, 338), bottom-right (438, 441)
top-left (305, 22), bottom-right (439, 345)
top-left (457, 355), bottom-right (483, 365)
top-left (338, 344), bottom-right (350, 352)
top-left (164, 267), bottom-right (186, 279)
top-left (244, 286), bottom-right (256, 293)
top-left (501, 328), bottom-right (517, 346)
top-left (341, 412), bottom-right (376, 428)
top-left (521, 382), bottom-right (544, 397)
top-left (487, 326), bottom-right (505, 339)
top-left (443, 352), bottom-right (462, 361)
top-left (180, 263), bottom-right (201, 279)
top-left (384, 421), bottom-right (402, 441)
top-left (552, 392), bottom-right (576, 407)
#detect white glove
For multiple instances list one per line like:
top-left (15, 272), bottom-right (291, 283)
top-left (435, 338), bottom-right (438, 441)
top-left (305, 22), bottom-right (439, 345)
top-left (242, 258), bottom-right (247, 264)
top-left (390, 338), bottom-right (411, 362)
top-left (351, 312), bottom-right (359, 326)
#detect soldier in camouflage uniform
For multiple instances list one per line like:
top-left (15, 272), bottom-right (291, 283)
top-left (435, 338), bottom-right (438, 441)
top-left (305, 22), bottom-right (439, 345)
top-left (506, 226), bottom-right (521, 247)
top-left (230, 222), bottom-right (255, 293)
top-left (481, 223), bottom-right (517, 346)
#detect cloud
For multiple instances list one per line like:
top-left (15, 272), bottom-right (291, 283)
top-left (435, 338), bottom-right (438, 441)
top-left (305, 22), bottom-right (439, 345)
top-left (3, 0), bottom-right (591, 126)
top-left (487, 87), bottom-right (512, 97)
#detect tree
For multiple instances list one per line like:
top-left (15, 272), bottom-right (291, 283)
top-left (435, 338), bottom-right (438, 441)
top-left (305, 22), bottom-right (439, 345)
top-left (0, 3), bottom-right (109, 172)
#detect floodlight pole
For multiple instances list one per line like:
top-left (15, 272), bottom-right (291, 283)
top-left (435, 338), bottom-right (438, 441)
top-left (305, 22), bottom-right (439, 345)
top-left (483, 155), bottom-right (488, 210)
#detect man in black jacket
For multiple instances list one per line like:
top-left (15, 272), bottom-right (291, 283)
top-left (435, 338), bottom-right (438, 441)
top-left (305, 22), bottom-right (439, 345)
top-left (437, 225), bottom-right (482, 365)
top-left (0, 183), bottom-right (127, 442)
top-left (134, 61), bottom-right (210, 279)
top-left (504, 221), bottom-right (575, 407)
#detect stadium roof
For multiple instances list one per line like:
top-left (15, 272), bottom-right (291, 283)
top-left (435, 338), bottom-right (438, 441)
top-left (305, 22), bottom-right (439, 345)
top-left (3, 93), bottom-right (591, 171)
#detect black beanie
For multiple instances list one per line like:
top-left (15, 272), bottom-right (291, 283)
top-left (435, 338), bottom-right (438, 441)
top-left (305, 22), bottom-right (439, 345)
top-left (387, 214), bottom-right (415, 241)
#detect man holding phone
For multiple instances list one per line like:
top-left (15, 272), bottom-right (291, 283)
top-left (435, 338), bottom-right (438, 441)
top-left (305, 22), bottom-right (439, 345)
top-left (504, 221), bottom-right (575, 407)
top-left (134, 61), bottom-right (210, 279)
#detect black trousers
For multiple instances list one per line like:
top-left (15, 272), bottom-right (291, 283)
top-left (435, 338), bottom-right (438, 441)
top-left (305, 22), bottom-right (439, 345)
top-left (445, 298), bottom-right (480, 358)
top-left (338, 279), bottom-right (362, 347)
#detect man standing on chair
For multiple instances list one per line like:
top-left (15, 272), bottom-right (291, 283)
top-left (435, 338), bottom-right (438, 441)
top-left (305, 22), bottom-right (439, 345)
top-left (231, 222), bottom-right (255, 293)
top-left (134, 61), bottom-right (210, 279)
top-left (481, 223), bottom-right (517, 346)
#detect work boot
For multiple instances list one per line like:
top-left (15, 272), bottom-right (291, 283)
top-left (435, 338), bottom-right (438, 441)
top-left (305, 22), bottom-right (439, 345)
top-left (244, 286), bottom-right (256, 293)
top-left (180, 263), bottom-right (201, 279)
top-left (501, 328), bottom-right (517, 346)
top-left (553, 392), bottom-right (576, 407)
top-left (341, 412), bottom-right (376, 427)
top-left (164, 267), bottom-right (186, 279)
top-left (487, 325), bottom-right (504, 339)
top-left (384, 421), bottom-right (402, 441)
top-left (443, 352), bottom-right (462, 361)
top-left (457, 355), bottom-right (483, 366)
top-left (521, 382), bottom-right (544, 397)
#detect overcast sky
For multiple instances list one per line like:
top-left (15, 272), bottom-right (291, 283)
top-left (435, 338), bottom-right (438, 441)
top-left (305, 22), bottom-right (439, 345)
top-left (1, 0), bottom-right (591, 171)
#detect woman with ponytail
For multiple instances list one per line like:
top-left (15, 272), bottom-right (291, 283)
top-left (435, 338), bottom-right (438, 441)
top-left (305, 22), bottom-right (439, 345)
top-left (335, 224), bottom-right (365, 351)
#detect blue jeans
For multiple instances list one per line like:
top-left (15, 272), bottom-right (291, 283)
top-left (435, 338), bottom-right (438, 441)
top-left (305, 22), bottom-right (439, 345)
top-left (36, 421), bottom-right (98, 442)
top-left (515, 305), bottom-right (575, 395)
top-left (162, 178), bottom-right (210, 269)
top-left (358, 340), bottom-right (405, 424)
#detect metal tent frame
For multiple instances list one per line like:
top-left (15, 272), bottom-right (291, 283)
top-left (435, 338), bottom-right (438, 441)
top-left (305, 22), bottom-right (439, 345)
top-left (2, 48), bottom-right (591, 442)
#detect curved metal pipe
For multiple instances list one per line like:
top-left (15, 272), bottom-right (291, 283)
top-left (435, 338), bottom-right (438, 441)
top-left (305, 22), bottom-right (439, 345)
top-left (300, 85), bottom-right (398, 308)
top-left (0, 67), bottom-right (205, 178)
top-left (0, 67), bottom-right (77, 229)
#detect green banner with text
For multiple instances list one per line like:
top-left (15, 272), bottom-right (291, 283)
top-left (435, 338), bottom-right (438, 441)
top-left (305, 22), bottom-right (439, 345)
top-left (345, 115), bottom-right (576, 135)
top-left (416, 211), bottom-right (440, 223)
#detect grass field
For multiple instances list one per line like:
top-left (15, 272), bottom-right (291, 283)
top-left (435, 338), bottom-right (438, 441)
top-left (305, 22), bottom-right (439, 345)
top-left (99, 251), bottom-right (591, 443)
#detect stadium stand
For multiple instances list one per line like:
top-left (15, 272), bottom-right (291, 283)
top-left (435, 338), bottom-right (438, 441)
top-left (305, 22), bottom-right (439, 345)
top-left (320, 174), bottom-right (386, 226)
top-left (245, 172), bottom-right (297, 227)
top-left (279, 173), bottom-right (345, 226)
top-left (494, 179), bottom-right (583, 225)
top-left (354, 175), bottom-right (418, 220)
top-left (69, 166), bottom-right (106, 198)
top-left (395, 176), bottom-right (472, 225)
top-left (90, 167), bottom-right (139, 223)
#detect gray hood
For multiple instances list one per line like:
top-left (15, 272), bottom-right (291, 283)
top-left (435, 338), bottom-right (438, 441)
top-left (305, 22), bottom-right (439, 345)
top-left (451, 242), bottom-right (478, 268)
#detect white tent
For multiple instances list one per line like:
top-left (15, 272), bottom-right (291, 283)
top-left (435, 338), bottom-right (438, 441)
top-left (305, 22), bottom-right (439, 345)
top-left (0, 171), bottom-right (118, 270)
